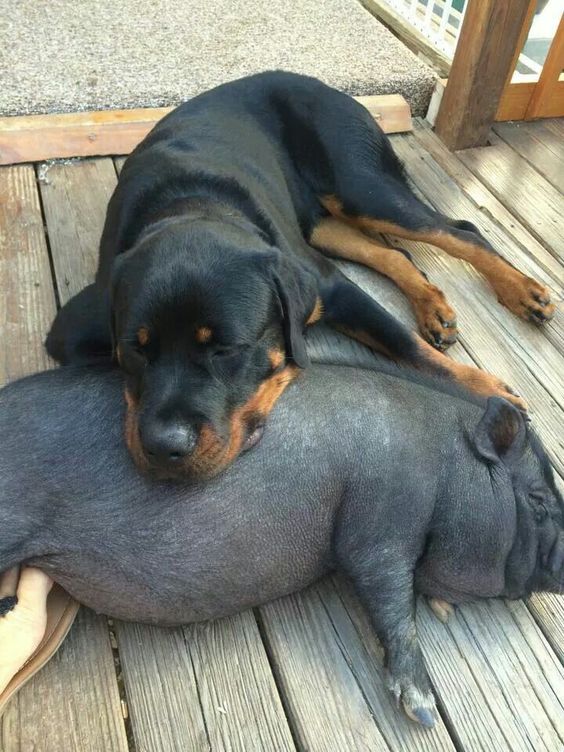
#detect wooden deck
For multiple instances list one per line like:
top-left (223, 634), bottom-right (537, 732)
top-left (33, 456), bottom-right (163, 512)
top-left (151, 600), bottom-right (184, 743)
top-left (1, 119), bottom-right (563, 751)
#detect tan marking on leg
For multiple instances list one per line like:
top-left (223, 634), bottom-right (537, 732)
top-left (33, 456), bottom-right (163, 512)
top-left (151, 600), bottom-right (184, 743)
top-left (320, 197), bottom-right (554, 324)
top-left (268, 348), bottom-right (285, 370)
top-left (306, 297), bottom-right (324, 326)
top-left (195, 326), bottom-right (213, 344)
top-left (416, 338), bottom-right (527, 411)
top-left (311, 217), bottom-right (458, 349)
top-left (137, 327), bottom-right (150, 346)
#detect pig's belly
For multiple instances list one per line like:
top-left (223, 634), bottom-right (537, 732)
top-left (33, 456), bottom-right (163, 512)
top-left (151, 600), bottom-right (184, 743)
top-left (31, 550), bottom-right (331, 625)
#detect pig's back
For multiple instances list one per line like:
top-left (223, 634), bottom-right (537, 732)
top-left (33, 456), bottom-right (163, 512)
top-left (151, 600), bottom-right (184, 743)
top-left (0, 358), bottom-right (482, 624)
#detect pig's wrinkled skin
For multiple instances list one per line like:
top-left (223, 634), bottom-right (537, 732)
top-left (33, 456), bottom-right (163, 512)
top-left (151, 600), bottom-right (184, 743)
top-left (0, 334), bottom-right (562, 727)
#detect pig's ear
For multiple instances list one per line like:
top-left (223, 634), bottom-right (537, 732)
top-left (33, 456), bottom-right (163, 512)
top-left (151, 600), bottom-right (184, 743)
top-left (473, 397), bottom-right (527, 464)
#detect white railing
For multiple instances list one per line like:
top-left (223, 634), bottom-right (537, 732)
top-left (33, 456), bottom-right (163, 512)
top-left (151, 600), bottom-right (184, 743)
top-left (380, 0), bottom-right (548, 74)
top-left (383, 0), bottom-right (467, 57)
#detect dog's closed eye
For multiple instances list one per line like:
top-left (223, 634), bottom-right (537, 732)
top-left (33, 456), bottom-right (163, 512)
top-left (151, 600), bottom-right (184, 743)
top-left (210, 344), bottom-right (250, 360)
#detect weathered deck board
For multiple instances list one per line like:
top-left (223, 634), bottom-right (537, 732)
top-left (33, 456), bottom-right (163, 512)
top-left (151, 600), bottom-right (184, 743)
top-left (259, 587), bottom-right (400, 751)
top-left (493, 120), bottom-right (564, 194)
top-left (0, 164), bottom-right (128, 752)
top-left (186, 613), bottom-right (296, 751)
top-left (332, 576), bottom-right (564, 752)
top-left (42, 157), bottom-right (296, 751)
top-left (38, 158), bottom-right (117, 297)
top-left (543, 118), bottom-right (564, 140)
top-left (116, 611), bottom-right (297, 752)
top-left (526, 593), bottom-right (564, 664)
top-left (412, 120), bottom-right (563, 289)
top-left (3, 610), bottom-right (129, 752)
top-left (417, 599), bottom-right (564, 752)
top-left (0, 165), bottom-right (55, 380)
top-left (456, 133), bottom-right (564, 263)
top-left (114, 622), bottom-right (210, 752)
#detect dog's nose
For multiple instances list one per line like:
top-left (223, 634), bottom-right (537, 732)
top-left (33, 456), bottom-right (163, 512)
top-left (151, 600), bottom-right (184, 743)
top-left (142, 422), bottom-right (198, 464)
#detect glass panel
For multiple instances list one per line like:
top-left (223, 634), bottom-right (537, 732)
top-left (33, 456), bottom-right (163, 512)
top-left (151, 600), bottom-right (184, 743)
top-left (513, 0), bottom-right (563, 80)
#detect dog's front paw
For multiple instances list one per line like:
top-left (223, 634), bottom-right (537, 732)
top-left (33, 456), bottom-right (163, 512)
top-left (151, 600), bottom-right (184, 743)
top-left (496, 274), bottom-right (556, 325)
top-left (453, 363), bottom-right (528, 413)
top-left (415, 286), bottom-right (458, 351)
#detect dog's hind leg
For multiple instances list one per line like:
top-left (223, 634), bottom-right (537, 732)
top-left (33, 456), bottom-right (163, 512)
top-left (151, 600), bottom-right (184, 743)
top-left (311, 217), bottom-right (458, 350)
top-left (319, 184), bottom-right (555, 326)
top-left (292, 88), bottom-right (554, 325)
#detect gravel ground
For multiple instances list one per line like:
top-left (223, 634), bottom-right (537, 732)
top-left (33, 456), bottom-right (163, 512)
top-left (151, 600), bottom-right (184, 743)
top-left (0, 0), bottom-right (436, 116)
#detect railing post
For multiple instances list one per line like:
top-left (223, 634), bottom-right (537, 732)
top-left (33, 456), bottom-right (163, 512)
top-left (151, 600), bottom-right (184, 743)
top-left (434, 0), bottom-right (535, 150)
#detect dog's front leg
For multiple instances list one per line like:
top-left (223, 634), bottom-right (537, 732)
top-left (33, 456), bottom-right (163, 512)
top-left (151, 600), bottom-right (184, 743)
top-left (320, 275), bottom-right (526, 410)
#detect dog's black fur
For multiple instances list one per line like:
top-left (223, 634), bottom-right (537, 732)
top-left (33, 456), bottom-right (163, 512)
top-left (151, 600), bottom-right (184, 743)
top-left (46, 71), bottom-right (523, 479)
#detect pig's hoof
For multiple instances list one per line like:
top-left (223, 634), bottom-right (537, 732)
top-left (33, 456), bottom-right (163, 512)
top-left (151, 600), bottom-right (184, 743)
top-left (428, 597), bottom-right (454, 623)
top-left (0, 596), bottom-right (18, 617)
top-left (388, 677), bottom-right (437, 728)
top-left (403, 701), bottom-right (436, 728)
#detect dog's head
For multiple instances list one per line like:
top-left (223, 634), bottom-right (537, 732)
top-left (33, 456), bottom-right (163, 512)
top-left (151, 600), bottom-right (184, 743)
top-left (111, 218), bottom-right (320, 479)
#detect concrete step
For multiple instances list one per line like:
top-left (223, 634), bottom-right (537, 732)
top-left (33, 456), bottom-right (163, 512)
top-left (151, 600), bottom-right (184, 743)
top-left (2, 0), bottom-right (437, 117)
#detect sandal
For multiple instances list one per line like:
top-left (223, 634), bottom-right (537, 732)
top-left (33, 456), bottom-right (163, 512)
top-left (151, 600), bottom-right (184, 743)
top-left (0, 584), bottom-right (79, 716)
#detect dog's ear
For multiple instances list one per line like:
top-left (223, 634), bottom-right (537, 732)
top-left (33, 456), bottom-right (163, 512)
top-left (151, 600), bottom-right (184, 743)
top-left (45, 283), bottom-right (112, 365)
top-left (269, 253), bottom-right (319, 369)
top-left (109, 252), bottom-right (130, 353)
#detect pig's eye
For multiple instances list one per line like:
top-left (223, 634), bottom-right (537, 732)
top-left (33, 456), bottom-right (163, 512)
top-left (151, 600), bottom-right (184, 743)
top-left (535, 504), bottom-right (548, 523)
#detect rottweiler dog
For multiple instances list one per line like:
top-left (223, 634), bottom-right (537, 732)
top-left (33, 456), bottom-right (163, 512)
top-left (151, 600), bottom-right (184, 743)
top-left (46, 71), bottom-right (553, 480)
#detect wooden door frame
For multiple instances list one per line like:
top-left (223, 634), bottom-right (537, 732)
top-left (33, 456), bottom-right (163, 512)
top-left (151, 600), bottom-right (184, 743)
top-left (435, 0), bottom-right (564, 149)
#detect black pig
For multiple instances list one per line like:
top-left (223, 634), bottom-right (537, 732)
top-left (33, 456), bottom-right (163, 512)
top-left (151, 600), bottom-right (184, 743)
top-left (0, 342), bottom-right (562, 726)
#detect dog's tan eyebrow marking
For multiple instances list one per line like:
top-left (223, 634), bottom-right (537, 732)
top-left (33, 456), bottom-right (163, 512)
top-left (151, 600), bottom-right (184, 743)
top-left (137, 327), bottom-right (150, 346)
top-left (195, 326), bottom-right (213, 344)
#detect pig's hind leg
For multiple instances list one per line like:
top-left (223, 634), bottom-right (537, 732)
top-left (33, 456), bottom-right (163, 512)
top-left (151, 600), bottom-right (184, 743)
top-left (335, 539), bottom-right (436, 727)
